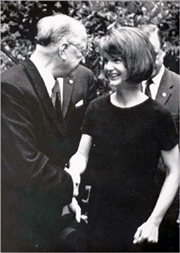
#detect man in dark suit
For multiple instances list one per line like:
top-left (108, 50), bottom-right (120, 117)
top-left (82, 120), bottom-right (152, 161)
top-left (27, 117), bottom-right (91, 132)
top-left (139, 24), bottom-right (179, 252)
top-left (1, 14), bottom-right (87, 252)
top-left (139, 24), bottom-right (179, 134)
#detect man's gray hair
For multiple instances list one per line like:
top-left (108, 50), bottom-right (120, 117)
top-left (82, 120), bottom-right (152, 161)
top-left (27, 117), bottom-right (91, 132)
top-left (36, 14), bottom-right (86, 46)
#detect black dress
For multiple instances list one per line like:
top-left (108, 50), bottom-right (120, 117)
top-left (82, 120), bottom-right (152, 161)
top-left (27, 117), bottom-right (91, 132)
top-left (81, 95), bottom-right (178, 251)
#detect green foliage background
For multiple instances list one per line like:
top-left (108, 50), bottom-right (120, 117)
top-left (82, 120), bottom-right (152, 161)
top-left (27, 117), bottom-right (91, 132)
top-left (1, 1), bottom-right (179, 94)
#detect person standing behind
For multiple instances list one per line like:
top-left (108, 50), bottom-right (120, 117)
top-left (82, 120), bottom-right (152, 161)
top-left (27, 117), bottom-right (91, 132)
top-left (139, 24), bottom-right (179, 252)
top-left (139, 24), bottom-right (179, 135)
top-left (1, 14), bottom-right (87, 252)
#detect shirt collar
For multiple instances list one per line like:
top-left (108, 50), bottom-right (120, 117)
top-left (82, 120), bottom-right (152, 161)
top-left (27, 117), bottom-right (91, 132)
top-left (141, 65), bottom-right (165, 99)
top-left (30, 54), bottom-right (55, 97)
top-left (151, 64), bottom-right (165, 87)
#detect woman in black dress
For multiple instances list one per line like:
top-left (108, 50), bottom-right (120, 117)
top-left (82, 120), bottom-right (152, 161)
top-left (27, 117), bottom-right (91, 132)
top-left (67, 27), bottom-right (179, 251)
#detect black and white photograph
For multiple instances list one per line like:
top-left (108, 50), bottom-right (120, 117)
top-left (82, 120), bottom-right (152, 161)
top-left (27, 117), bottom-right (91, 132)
top-left (1, 1), bottom-right (179, 252)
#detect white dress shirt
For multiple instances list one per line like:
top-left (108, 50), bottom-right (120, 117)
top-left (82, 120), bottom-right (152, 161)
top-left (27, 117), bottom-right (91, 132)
top-left (57, 78), bottom-right (64, 108)
top-left (142, 65), bottom-right (165, 99)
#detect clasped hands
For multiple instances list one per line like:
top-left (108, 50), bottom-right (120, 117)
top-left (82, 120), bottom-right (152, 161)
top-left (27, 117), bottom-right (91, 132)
top-left (133, 220), bottom-right (159, 244)
top-left (65, 167), bottom-right (82, 222)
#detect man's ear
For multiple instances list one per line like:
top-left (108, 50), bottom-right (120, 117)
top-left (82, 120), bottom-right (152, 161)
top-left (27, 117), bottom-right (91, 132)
top-left (162, 42), bottom-right (167, 55)
top-left (59, 42), bottom-right (69, 60)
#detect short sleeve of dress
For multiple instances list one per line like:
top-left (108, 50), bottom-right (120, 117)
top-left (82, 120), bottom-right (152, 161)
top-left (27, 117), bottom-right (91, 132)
top-left (81, 100), bottom-right (96, 136)
top-left (157, 107), bottom-right (178, 151)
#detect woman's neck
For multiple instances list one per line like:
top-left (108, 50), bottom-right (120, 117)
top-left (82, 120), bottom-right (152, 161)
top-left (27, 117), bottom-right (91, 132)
top-left (110, 84), bottom-right (148, 108)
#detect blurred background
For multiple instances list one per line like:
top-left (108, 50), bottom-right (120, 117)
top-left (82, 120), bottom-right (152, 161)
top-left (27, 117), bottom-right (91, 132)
top-left (1, 1), bottom-right (179, 95)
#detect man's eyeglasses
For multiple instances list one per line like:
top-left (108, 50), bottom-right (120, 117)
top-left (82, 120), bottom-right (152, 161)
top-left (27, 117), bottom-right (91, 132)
top-left (68, 42), bottom-right (88, 58)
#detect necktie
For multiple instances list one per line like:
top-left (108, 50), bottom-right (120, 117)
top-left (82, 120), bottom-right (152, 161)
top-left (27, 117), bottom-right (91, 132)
top-left (51, 80), bottom-right (62, 117)
top-left (145, 79), bottom-right (153, 97)
top-left (51, 80), bottom-right (68, 136)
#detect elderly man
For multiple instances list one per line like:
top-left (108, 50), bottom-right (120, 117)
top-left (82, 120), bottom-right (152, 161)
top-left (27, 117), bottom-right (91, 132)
top-left (1, 14), bottom-right (87, 252)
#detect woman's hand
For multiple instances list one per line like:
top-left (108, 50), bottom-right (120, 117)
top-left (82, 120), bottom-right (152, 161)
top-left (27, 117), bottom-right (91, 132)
top-left (65, 167), bottom-right (80, 197)
top-left (69, 197), bottom-right (81, 223)
top-left (133, 221), bottom-right (159, 244)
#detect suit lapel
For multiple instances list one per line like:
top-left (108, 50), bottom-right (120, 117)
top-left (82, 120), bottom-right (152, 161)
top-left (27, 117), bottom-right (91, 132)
top-left (62, 77), bottom-right (74, 118)
top-left (156, 68), bottom-right (172, 105)
top-left (21, 59), bottom-right (66, 136)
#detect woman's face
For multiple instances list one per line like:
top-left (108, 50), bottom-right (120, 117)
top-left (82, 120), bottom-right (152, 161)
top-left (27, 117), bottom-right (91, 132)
top-left (102, 52), bottom-right (128, 87)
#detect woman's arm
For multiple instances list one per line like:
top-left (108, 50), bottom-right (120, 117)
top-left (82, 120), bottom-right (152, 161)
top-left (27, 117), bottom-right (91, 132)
top-left (133, 144), bottom-right (179, 244)
top-left (65, 134), bottom-right (92, 196)
top-left (65, 134), bottom-right (92, 221)
top-left (67, 134), bottom-right (92, 175)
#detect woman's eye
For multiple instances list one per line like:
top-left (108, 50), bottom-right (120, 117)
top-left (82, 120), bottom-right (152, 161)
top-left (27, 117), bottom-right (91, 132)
top-left (114, 58), bottom-right (122, 63)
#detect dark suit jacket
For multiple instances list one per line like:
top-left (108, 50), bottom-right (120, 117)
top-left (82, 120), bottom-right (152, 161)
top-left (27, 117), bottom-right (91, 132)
top-left (62, 64), bottom-right (97, 159)
top-left (155, 67), bottom-right (179, 251)
top-left (155, 67), bottom-right (179, 191)
top-left (1, 59), bottom-right (73, 252)
top-left (156, 67), bottom-right (179, 134)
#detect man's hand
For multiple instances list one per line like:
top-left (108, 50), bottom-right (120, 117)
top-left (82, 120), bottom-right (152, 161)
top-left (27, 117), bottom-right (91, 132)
top-left (133, 221), bottom-right (159, 244)
top-left (69, 197), bottom-right (81, 223)
top-left (65, 167), bottom-right (80, 197)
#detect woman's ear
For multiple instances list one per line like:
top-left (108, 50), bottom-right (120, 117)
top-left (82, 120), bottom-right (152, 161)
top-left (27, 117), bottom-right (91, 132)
top-left (59, 42), bottom-right (69, 60)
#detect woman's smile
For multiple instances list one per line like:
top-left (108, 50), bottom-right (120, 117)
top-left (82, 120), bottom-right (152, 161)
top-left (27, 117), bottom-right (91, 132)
top-left (108, 72), bottom-right (121, 79)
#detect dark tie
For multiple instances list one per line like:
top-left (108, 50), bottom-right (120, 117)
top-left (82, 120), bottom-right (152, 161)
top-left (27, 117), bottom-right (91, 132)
top-left (145, 79), bottom-right (153, 97)
top-left (51, 80), bottom-right (62, 117)
top-left (51, 80), bottom-right (68, 136)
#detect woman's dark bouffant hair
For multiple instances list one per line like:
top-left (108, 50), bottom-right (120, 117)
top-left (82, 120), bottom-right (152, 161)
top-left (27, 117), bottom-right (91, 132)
top-left (98, 27), bottom-right (156, 84)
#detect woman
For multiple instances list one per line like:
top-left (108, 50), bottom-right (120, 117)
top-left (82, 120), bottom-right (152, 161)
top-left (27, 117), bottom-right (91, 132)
top-left (67, 27), bottom-right (179, 251)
